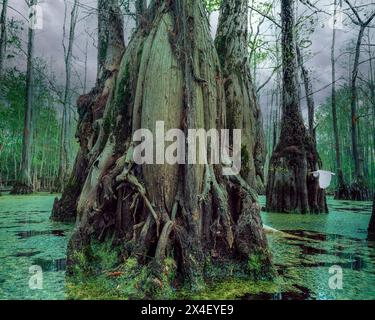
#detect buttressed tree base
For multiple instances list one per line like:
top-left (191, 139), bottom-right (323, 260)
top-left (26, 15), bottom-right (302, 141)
top-left (60, 0), bottom-right (272, 296)
top-left (266, 0), bottom-right (327, 214)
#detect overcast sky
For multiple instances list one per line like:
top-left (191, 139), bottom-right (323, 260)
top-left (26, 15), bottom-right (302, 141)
top-left (5, 0), bottom-right (375, 118)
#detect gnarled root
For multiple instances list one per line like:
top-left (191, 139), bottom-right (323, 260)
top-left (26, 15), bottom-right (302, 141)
top-left (67, 159), bottom-right (272, 290)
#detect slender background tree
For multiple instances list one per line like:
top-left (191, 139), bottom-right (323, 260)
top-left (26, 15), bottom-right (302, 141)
top-left (11, 0), bottom-right (37, 194)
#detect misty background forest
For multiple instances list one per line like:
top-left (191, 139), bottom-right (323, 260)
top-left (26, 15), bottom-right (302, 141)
top-left (0, 0), bottom-right (374, 301)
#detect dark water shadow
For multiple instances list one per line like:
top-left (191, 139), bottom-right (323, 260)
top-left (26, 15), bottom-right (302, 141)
top-left (15, 219), bottom-right (44, 225)
top-left (276, 230), bottom-right (372, 272)
top-left (12, 251), bottom-right (42, 258)
top-left (286, 241), bottom-right (328, 256)
top-left (16, 230), bottom-right (66, 239)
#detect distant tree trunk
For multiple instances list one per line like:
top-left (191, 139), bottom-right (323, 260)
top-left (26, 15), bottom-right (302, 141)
top-left (65, 0), bottom-right (272, 295)
top-left (215, 0), bottom-right (266, 193)
top-left (0, 0), bottom-right (8, 78)
top-left (58, 0), bottom-right (79, 191)
top-left (331, 1), bottom-right (349, 199)
top-left (11, 0), bottom-right (37, 195)
top-left (266, 0), bottom-right (327, 214)
top-left (350, 26), bottom-right (364, 180)
top-left (346, 25), bottom-right (371, 200)
top-left (39, 97), bottom-right (53, 187)
top-left (369, 194), bottom-right (375, 240)
top-left (344, 0), bottom-right (374, 200)
top-left (52, 0), bottom-right (125, 221)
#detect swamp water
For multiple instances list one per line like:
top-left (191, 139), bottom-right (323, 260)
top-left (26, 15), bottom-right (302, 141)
top-left (0, 194), bottom-right (72, 299)
top-left (0, 193), bottom-right (374, 300)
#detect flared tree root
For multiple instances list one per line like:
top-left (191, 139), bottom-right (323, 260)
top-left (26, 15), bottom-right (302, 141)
top-left (65, 0), bottom-right (273, 297)
top-left (347, 179), bottom-right (372, 201)
top-left (67, 160), bottom-right (273, 296)
top-left (266, 143), bottom-right (328, 214)
top-left (10, 182), bottom-right (33, 195)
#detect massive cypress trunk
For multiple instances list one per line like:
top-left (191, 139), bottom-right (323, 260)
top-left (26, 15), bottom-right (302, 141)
top-left (265, 0), bottom-right (327, 214)
top-left (369, 194), bottom-right (375, 240)
top-left (11, 0), bottom-right (37, 195)
top-left (66, 0), bottom-right (272, 295)
top-left (215, 0), bottom-right (266, 194)
top-left (51, 0), bottom-right (125, 221)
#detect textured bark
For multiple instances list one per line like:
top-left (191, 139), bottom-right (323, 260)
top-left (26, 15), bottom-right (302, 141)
top-left (11, 0), bottom-right (37, 195)
top-left (51, 85), bottom-right (105, 221)
top-left (215, 0), bottom-right (266, 194)
top-left (66, 0), bottom-right (272, 292)
top-left (265, 0), bottom-right (327, 214)
top-left (97, 0), bottom-right (125, 80)
top-left (0, 0), bottom-right (8, 77)
top-left (51, 0), bottom-right (125, 221)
